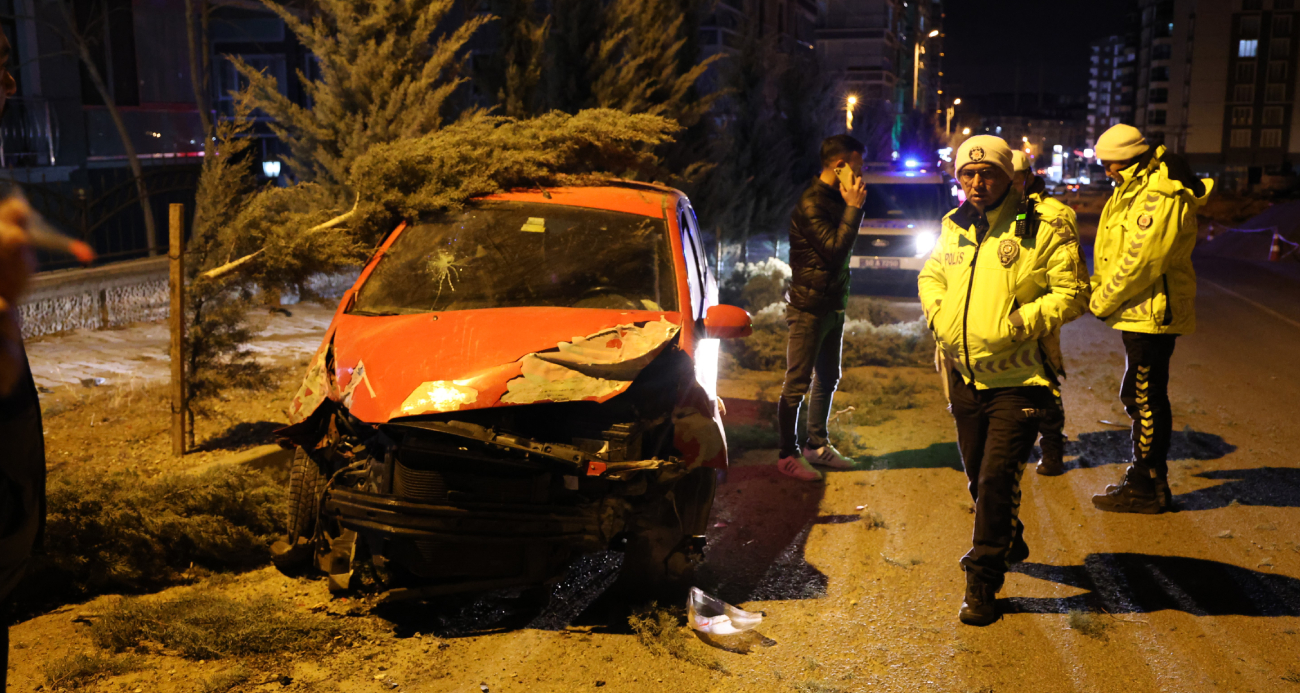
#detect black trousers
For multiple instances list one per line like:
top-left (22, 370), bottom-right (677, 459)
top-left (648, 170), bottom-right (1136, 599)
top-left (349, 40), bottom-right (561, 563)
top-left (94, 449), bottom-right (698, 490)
top-left (1037, 392), bottom-right (1066, 460)
top-left (0, 403), bottom-right (46, 693)
top-left (948, 369), bottom-right (1053, 588)
top-left (1120, 331), bottom-right (1178, 478)
top-left (777, 306), bottom-right (845, 456)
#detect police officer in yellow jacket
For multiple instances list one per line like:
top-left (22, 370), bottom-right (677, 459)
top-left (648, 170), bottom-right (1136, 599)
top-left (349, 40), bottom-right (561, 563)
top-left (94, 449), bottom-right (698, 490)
top-left (919, 136), bottom-right (1089, 626)
top-left (1011, 151), bottom-right (1073, 476)
top-left (1089, 125), bottom-right (1213, 514)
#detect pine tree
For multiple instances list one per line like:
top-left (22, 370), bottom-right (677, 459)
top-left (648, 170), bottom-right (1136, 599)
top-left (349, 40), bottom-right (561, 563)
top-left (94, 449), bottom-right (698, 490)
top-left (209, 0), bottom-right (681, 292)
top-left (692, 26), bottom-right (836, 265)
top-left (474, 0), bottom-right (551, 118)
top-left (182, 93), bottom-right (264, 425)
top-left (233, 0), bottom-right (490, 190)
top-left (588, 0), bottom-right (721, 126)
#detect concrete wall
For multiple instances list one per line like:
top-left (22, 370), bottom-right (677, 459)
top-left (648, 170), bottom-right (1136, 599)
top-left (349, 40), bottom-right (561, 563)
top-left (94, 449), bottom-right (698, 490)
top-left (19, 258), bottom-right (358, 339)
top-left (19, 257), bottom-right (169, 339)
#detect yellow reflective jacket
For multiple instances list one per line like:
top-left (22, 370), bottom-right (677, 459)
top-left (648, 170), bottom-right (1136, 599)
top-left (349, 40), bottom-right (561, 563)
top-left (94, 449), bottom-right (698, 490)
top-left (919, 189), bottom-right (1090, 390)
top-left (1091, 146), bottom-right (1214, 334)
top-left (1031, 192), bottom-right (1076, 379)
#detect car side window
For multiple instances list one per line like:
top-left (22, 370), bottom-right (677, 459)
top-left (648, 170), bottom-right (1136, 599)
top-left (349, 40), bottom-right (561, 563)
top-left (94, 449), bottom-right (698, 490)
top-left (678, 208), bottom-right (703, 320)
top-left (681, 202), bottom-right (715, 309)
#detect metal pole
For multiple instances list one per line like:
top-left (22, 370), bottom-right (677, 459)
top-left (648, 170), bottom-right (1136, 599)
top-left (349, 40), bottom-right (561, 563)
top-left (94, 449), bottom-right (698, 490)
top-left (169, 203), bottom-right (187, 456)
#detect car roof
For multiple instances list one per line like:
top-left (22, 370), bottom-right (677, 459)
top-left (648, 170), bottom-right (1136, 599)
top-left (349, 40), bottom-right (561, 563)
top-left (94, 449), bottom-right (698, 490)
top-left (480, 182), bottom-right (680, 218)
top-left (861, 170), bottom-right (947, 185)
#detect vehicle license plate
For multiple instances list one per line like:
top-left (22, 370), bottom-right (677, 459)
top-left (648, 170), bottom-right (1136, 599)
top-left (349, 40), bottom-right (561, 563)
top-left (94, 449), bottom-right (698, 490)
top-left (853, 257), bottom-right (901, 270)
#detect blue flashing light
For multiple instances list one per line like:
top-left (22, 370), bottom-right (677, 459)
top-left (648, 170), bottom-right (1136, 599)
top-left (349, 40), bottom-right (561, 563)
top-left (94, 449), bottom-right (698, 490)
top-left (904, 158), bottom-right (920, 168)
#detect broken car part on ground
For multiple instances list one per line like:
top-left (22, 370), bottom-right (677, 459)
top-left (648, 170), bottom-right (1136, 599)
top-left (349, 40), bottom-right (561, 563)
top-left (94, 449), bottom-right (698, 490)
top-left (272, 183), bottom-right (754, 600)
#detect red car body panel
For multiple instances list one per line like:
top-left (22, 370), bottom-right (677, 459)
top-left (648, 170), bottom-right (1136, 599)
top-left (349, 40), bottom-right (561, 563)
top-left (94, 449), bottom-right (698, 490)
top-left (329, 308), bottom-right (682, 422)
top-left (287, 184), bottom-right (728, 469)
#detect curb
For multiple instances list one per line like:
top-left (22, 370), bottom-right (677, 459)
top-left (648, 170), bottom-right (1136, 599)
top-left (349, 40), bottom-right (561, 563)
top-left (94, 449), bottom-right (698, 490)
top-left (184, 444), bottom-right (295, 477)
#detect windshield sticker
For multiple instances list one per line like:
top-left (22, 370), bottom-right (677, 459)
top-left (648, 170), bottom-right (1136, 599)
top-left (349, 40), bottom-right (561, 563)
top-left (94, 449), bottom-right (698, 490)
top-left (521, 217), bottom-right (546, 233)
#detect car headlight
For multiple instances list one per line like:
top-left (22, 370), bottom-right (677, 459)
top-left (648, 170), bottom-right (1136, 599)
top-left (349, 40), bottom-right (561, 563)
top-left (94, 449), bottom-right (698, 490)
top-left (914, 231), bottom-right (937, 257)
top-left (694, 338), bottom-right (719, 400)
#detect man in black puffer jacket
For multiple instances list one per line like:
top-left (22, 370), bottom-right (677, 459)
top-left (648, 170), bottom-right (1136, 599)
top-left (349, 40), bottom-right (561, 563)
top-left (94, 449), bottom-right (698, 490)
top-left (776, 134), bottom-right (868, 481)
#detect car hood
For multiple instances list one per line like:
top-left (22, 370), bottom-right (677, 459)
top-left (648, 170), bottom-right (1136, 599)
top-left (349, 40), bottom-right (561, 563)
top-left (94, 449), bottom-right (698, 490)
top-left (291, 307), bottom-right (684, 424)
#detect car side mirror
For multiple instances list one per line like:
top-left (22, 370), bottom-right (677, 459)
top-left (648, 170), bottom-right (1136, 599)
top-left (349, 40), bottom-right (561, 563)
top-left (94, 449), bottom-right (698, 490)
top-left (703, 304), bottom-right (753, 339)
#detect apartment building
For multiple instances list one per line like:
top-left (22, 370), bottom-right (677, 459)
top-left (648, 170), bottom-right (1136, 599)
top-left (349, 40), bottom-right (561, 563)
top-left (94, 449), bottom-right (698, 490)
top-left (816, 0), bottom-right (942, 111)
top-left (1087, 33), bottom-right (1139, 147)
top-left (1184, 0), bottom-right (1299, 188)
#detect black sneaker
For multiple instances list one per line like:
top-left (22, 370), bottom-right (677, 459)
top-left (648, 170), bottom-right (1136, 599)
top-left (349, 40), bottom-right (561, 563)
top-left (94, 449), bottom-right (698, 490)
top-left (1092, 467), bottom-right (1163, 514)
top-left (959, 577), bottom-right (999, 626)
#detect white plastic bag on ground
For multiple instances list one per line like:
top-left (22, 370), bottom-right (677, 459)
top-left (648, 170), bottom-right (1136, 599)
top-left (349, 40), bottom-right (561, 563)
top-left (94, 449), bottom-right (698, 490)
top-left (687, 586), bottom-right (763, 635)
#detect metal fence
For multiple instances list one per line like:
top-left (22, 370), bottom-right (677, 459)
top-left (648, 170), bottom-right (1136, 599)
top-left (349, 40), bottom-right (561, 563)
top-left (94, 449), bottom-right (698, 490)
top-left (23, 165), bottom-right (200, 271)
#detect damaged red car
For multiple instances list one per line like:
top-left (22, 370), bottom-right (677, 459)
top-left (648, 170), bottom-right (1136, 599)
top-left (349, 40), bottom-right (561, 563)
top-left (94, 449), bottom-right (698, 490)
top-left (274, 182), bottom-right (752, 600)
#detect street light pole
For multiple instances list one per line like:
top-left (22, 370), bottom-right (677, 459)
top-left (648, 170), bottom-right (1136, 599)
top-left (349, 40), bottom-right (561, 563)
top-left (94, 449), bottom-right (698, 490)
top-left (945, 97), bottom-right (961, 135)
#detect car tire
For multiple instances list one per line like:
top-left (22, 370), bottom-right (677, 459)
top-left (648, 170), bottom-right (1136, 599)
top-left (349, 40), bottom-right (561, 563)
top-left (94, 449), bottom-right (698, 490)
top-left (271, 447), bottom-right (327, 570)
top-left (614, 495), bottom-right (694, 600)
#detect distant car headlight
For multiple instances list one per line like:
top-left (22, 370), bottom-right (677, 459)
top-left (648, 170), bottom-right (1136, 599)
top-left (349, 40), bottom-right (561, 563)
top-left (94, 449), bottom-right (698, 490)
top-left (914, 231), bottom-right (937, 257)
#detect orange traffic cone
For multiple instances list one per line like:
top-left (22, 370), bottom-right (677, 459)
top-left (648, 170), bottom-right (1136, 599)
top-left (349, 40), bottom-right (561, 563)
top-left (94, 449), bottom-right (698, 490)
top-left (1269, 232), bottom-right (1282, 261)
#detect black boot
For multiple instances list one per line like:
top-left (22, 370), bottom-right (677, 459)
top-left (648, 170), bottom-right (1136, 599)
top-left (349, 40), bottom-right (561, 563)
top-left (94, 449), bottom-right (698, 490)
top-left (1153, 474), bottom-right (1174, 512)
top-left (1007, 534), bottom-right (1030, 564)
top-left (959, 573), bottom-right (999, 626)
top-left (1092, 465), bottom-right (1163, 514)
top-left (1036, 433), bottom-right (1066, 476)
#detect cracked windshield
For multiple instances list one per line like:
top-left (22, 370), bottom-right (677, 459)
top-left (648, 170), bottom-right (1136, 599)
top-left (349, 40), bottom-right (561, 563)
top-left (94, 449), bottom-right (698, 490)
top-left (351, 202), bottom-right (679, 314)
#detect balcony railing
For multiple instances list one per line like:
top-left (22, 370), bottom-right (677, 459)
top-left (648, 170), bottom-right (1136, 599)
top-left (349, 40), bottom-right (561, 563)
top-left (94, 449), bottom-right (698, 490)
top-left (0, 97), bottom-right (58, 169)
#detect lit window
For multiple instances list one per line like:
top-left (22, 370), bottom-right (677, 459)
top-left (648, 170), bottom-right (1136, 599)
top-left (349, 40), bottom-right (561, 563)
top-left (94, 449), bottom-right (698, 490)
top-left (1240, 39), bottom-right (1258, 57)
top-left (1261, 129), bottom-right (1283, 147)
top-left (1232, 106), bottom-right (1253, 125)
top-left (1230, 129), bottom-right (1252, 148)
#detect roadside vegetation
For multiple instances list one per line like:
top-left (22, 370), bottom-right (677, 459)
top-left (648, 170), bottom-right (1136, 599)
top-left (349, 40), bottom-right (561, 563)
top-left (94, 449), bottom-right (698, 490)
top-left (15, 467), bottom-right (285, 617)
top-left (722, 263), bottom-right (934, 373)
top-left (42, 652), bottom-right (146, 690)
top-left (91, 592), bottom-right (360, 659)
top-left (628, 603), bottom-right (726, 672)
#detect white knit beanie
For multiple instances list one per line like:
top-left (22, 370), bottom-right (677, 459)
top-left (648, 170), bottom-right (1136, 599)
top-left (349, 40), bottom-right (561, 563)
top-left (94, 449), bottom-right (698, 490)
top-left (1011, 150), bottom-right (1031, 173)
top-left (955, 136), bottom-right (1014, 180)
top-left (1095, 124), bottom-right (1149, 162)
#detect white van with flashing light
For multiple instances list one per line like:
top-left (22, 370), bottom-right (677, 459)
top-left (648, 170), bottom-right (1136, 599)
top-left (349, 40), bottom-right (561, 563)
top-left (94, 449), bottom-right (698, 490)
top-left (850, 169), bottom-right (958, 293)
